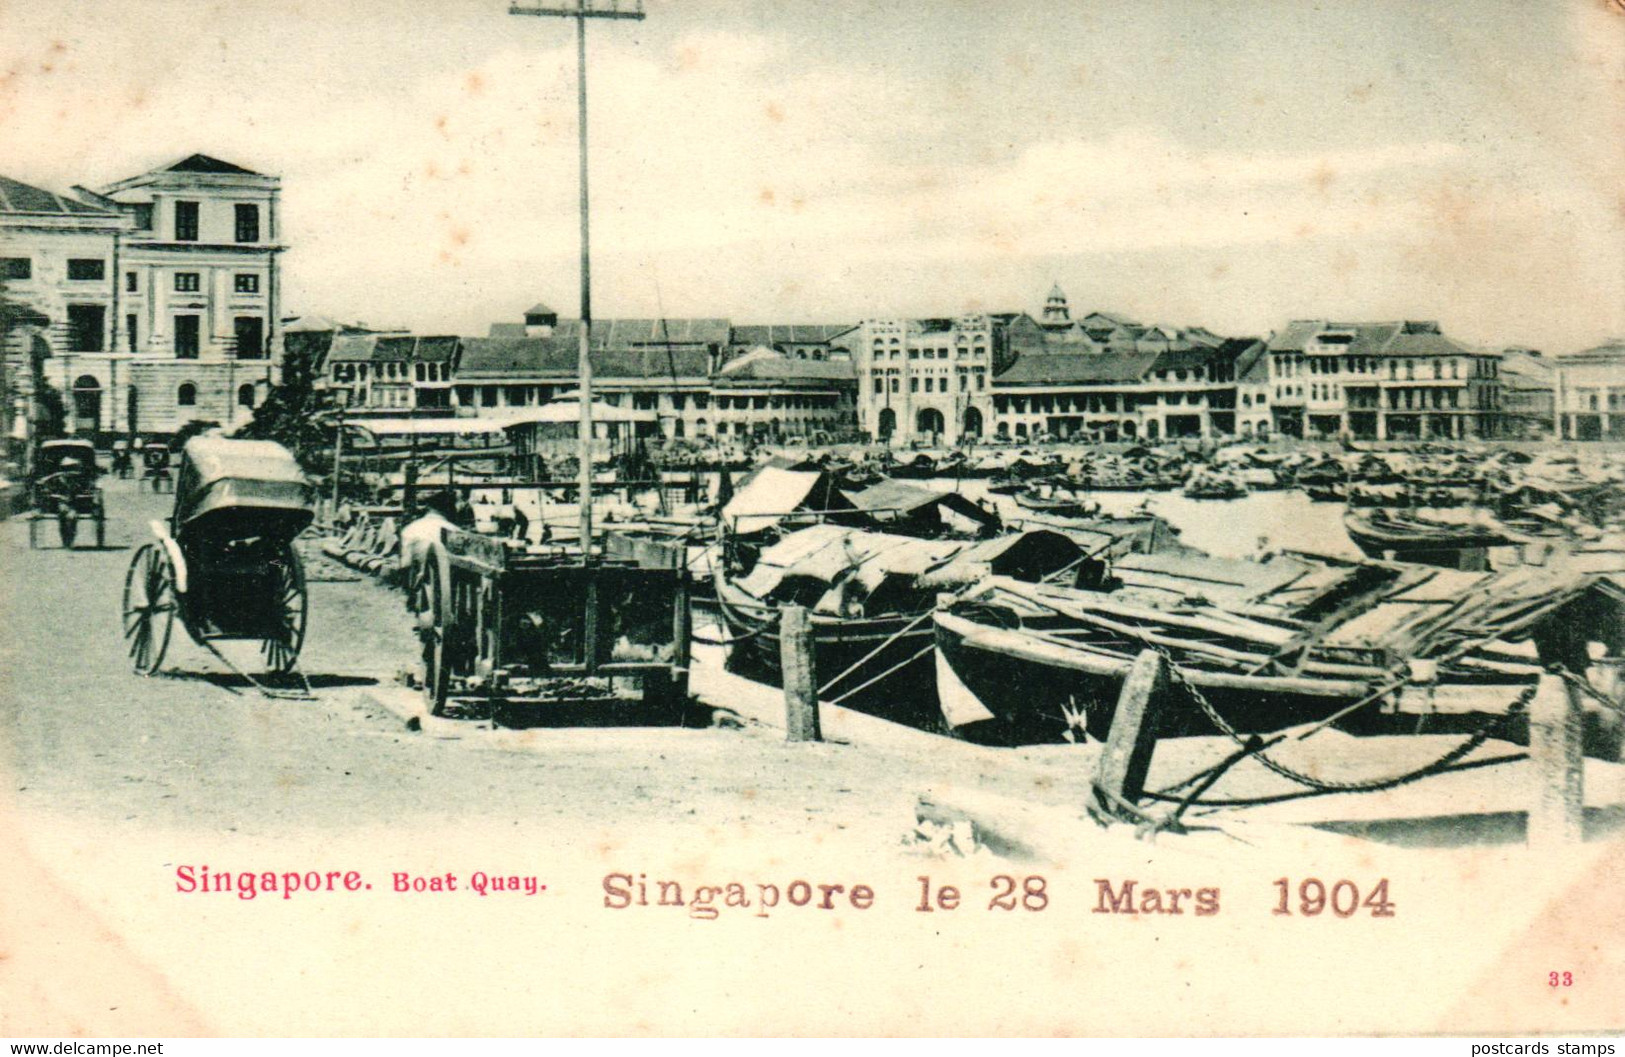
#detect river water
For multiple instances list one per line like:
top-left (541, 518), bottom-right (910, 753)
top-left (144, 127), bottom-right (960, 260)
top-left (921, 477), bottom-right (1365, 562)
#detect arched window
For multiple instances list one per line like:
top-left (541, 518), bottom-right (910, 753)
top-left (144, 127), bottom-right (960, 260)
top-left (178, 383), bottom-right (198, 407)
top-left (237, 383), bottom-right (256, 408)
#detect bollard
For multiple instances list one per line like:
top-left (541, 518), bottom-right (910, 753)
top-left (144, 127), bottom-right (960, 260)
top-left (1528, 671), bottom-right (1584, 849)
top-left (1090, 649), bottom-right (1167, 824)
top-left (779, 604), bottom-right (822, 743)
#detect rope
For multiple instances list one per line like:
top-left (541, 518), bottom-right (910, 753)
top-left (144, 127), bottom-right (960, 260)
top-left (825, 643), bottom-right (935, 707)
top-left (1152, 643), bottom-right (1535, 795)
top-left (1558, 667), bottom-right (1625, 716)
top-left (817, 609), bottom-right (934, 696)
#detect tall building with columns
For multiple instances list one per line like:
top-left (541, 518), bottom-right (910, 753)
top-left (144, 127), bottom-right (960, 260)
top-left (2, 154), bottom-right (283, 440)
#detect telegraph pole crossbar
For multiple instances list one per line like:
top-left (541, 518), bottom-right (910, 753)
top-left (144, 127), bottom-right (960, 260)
top-left (510, 0), bottom-right (645, 558)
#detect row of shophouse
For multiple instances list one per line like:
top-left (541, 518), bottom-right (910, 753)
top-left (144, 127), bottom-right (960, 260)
top-left (7, 155), bottom-right (1619, 448)
top-left (281, 286), bottom-right (1625, 448)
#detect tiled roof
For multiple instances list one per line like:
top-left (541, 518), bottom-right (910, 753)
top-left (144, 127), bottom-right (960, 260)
top-left (0, 174), bottom-right (119, 216)
top-left (525, 302), bottom-right (558, 317)
top-left (457, 336), bottom-right (710, 380)
top-left (729, 324), bottom-right (856, 346)
top-left (1150, 347), bottom-right (1223, 373)
top-left (487, 323), bottom-right (528, 339)
top-left (326, 334), bottom-right (460, 364)
top-left (1267, 320), bottom-right (1488, 360)
top-left (550, 318), bottom-right (732, 347)
top-left (716, 350), bottom-right (855, 384)
top-left (995, 348), bottom-right (1160, 385)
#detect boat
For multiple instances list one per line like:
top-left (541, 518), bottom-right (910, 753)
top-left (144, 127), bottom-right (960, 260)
top-left (1011, 488), bottom-right (1101, 520)
top-left (933, 553), bottom-right (1615, 746)
top-left (1182, 471), bottom-right (1248, 500)
top-left (1343, 509), bottom-right (1515, 566)
top-left (714, 524), bottom-right (1083, 729)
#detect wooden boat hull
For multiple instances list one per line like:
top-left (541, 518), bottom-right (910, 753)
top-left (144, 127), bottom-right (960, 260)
top-left (714, 577), bottom-right (943, 731)
top-left (934, 609), bottom-right (1376, 746)
top-left (1343, 511), bottom-right (1510, 562)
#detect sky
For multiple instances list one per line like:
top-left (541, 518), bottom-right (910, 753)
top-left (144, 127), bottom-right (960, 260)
top-left (3, 0), bottom-right (1622, 352)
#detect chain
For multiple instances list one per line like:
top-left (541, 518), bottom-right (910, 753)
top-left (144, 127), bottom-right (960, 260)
top-left (1151, 644), bottom-right (1536, 794)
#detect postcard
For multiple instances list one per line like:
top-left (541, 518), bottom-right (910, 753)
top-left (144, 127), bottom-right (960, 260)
top-left (2, 0), bottom-right (1622, 1039)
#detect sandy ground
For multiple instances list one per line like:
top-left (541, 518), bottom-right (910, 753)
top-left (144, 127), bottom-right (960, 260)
top-left (2, 480), bottom-right (1621, 1036)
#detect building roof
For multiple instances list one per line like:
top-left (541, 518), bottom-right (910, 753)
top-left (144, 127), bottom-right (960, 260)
top-left (715, 348), bottom-right (856, 384)
top-left (728, 323), bottom-right (856, 346)
top-left (995, 348), bottom-right (1160, 385)
top-left (550, 318), bottom-right (732, 348)
top-left (162, 153), bottom-right (263, 176)
top-left (326, 333), bottom-right (460, 365)
top-left (0, 174), bottom-right (119, 216)
top-left (524, 302), bottom-right (558, 318)
top-left (1229, 339), bottom-right (1270, 384)
top-left (457, 335), bottom-right (710, 381)
top-left (1266, 320), bottom-right (1490, 360)
top-left (1557, 340), bottom-right (1625, 364)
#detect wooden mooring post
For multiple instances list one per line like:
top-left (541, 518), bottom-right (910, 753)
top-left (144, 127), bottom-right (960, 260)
top-left (1089, 649), bottom-right (1168, 825)
top-left (779, 605), bottom-right (822, 743)
top-left (1528, 670), bottom-right (1585, 849)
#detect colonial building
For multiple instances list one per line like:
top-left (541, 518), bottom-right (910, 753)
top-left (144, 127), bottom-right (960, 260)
top-left (2, 154), bottom-right (283, 438)
top-left (854, 315), bottom-right (1000, 445)
top-left (709, 347), bottom-right (856, 440)
top-left (454, 334), bottom-right (715, 439)
top-left (324, 332), bottom-right (460, 411)
top-left (990, 341), bottom-right (1238, 442)
top-left (1498, 348), bottom-right (1555, 440)
top-left (1553, 340), bottom-right (1625, 441)
top-left (1263, 320), bottom-right (1502, 440)
top-left (1231, 339), bottom-right (1273, 438)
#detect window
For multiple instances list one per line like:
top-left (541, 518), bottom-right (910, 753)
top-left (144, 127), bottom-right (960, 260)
top-left (126, 271), bottom-right (138, 292)
top-left (233, 316), bottom-right (264, 359)
top-left (174, 200), bottom-right (199, 241)
top-left (889, 378), bottom-right (899, 393)
top-left (67, 304), bottom-right (106, 352)
top-left (910, 378), bottom-right (919, 393)
top-left (234, 204), bottom-right (260, 243)
top-left (126, 313), bottom-right (138, 352)
top-left (234, 273), bottom-right (259, 293)
top-left (238, 384), bottom-right (256, 408)
top-left (2, 257), bottom-right (31, 280)
top-left (175, 272), bottom-right (201, 293)
top-left (67, 258), bottom-right (105, 281)
top-left (174, 315), bottom-right (201, 358)
top-left (177, 383), bottom-right (197, 407)
top-left (872, 377), bottom-right (883, 394)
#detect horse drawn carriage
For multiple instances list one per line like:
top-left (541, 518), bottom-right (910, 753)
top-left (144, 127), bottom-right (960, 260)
top-left (121, 437), bottom-right (314, 677)
top-left (28, 438), bottom-right (106, 549)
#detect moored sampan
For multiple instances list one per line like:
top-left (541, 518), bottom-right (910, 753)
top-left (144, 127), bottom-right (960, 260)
top-left (122, 436), bottom-right (315, 676)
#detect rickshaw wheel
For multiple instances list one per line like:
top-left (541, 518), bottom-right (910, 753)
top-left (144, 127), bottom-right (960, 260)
top-left (123, 543), bottom-right (175, 676)
top-left (413, 554), bottom-right (451, 716)
top-left (57, 512), bottom-right (78, 549)
top-left (261, 546), bottom-right (308, 674)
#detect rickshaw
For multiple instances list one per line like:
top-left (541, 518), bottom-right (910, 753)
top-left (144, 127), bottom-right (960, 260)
top-left (28, 438), bottom-right (105, 549)
top-left (121, 437), bottom-right (315, 677)
top-left (141, 442), bottom-right (173, 493)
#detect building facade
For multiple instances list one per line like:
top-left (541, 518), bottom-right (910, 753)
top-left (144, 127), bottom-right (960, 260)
top-left (1553, 341), bottom-right (1625, 441)
top-left (1497, 348), bottom-right (1555, 440)
top-left (854, 315), bottom-right (998, 445)
top-left (2, 155), bottom-right (283, 439)
top-left (1263, 320), bottom-right (1502, 440)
